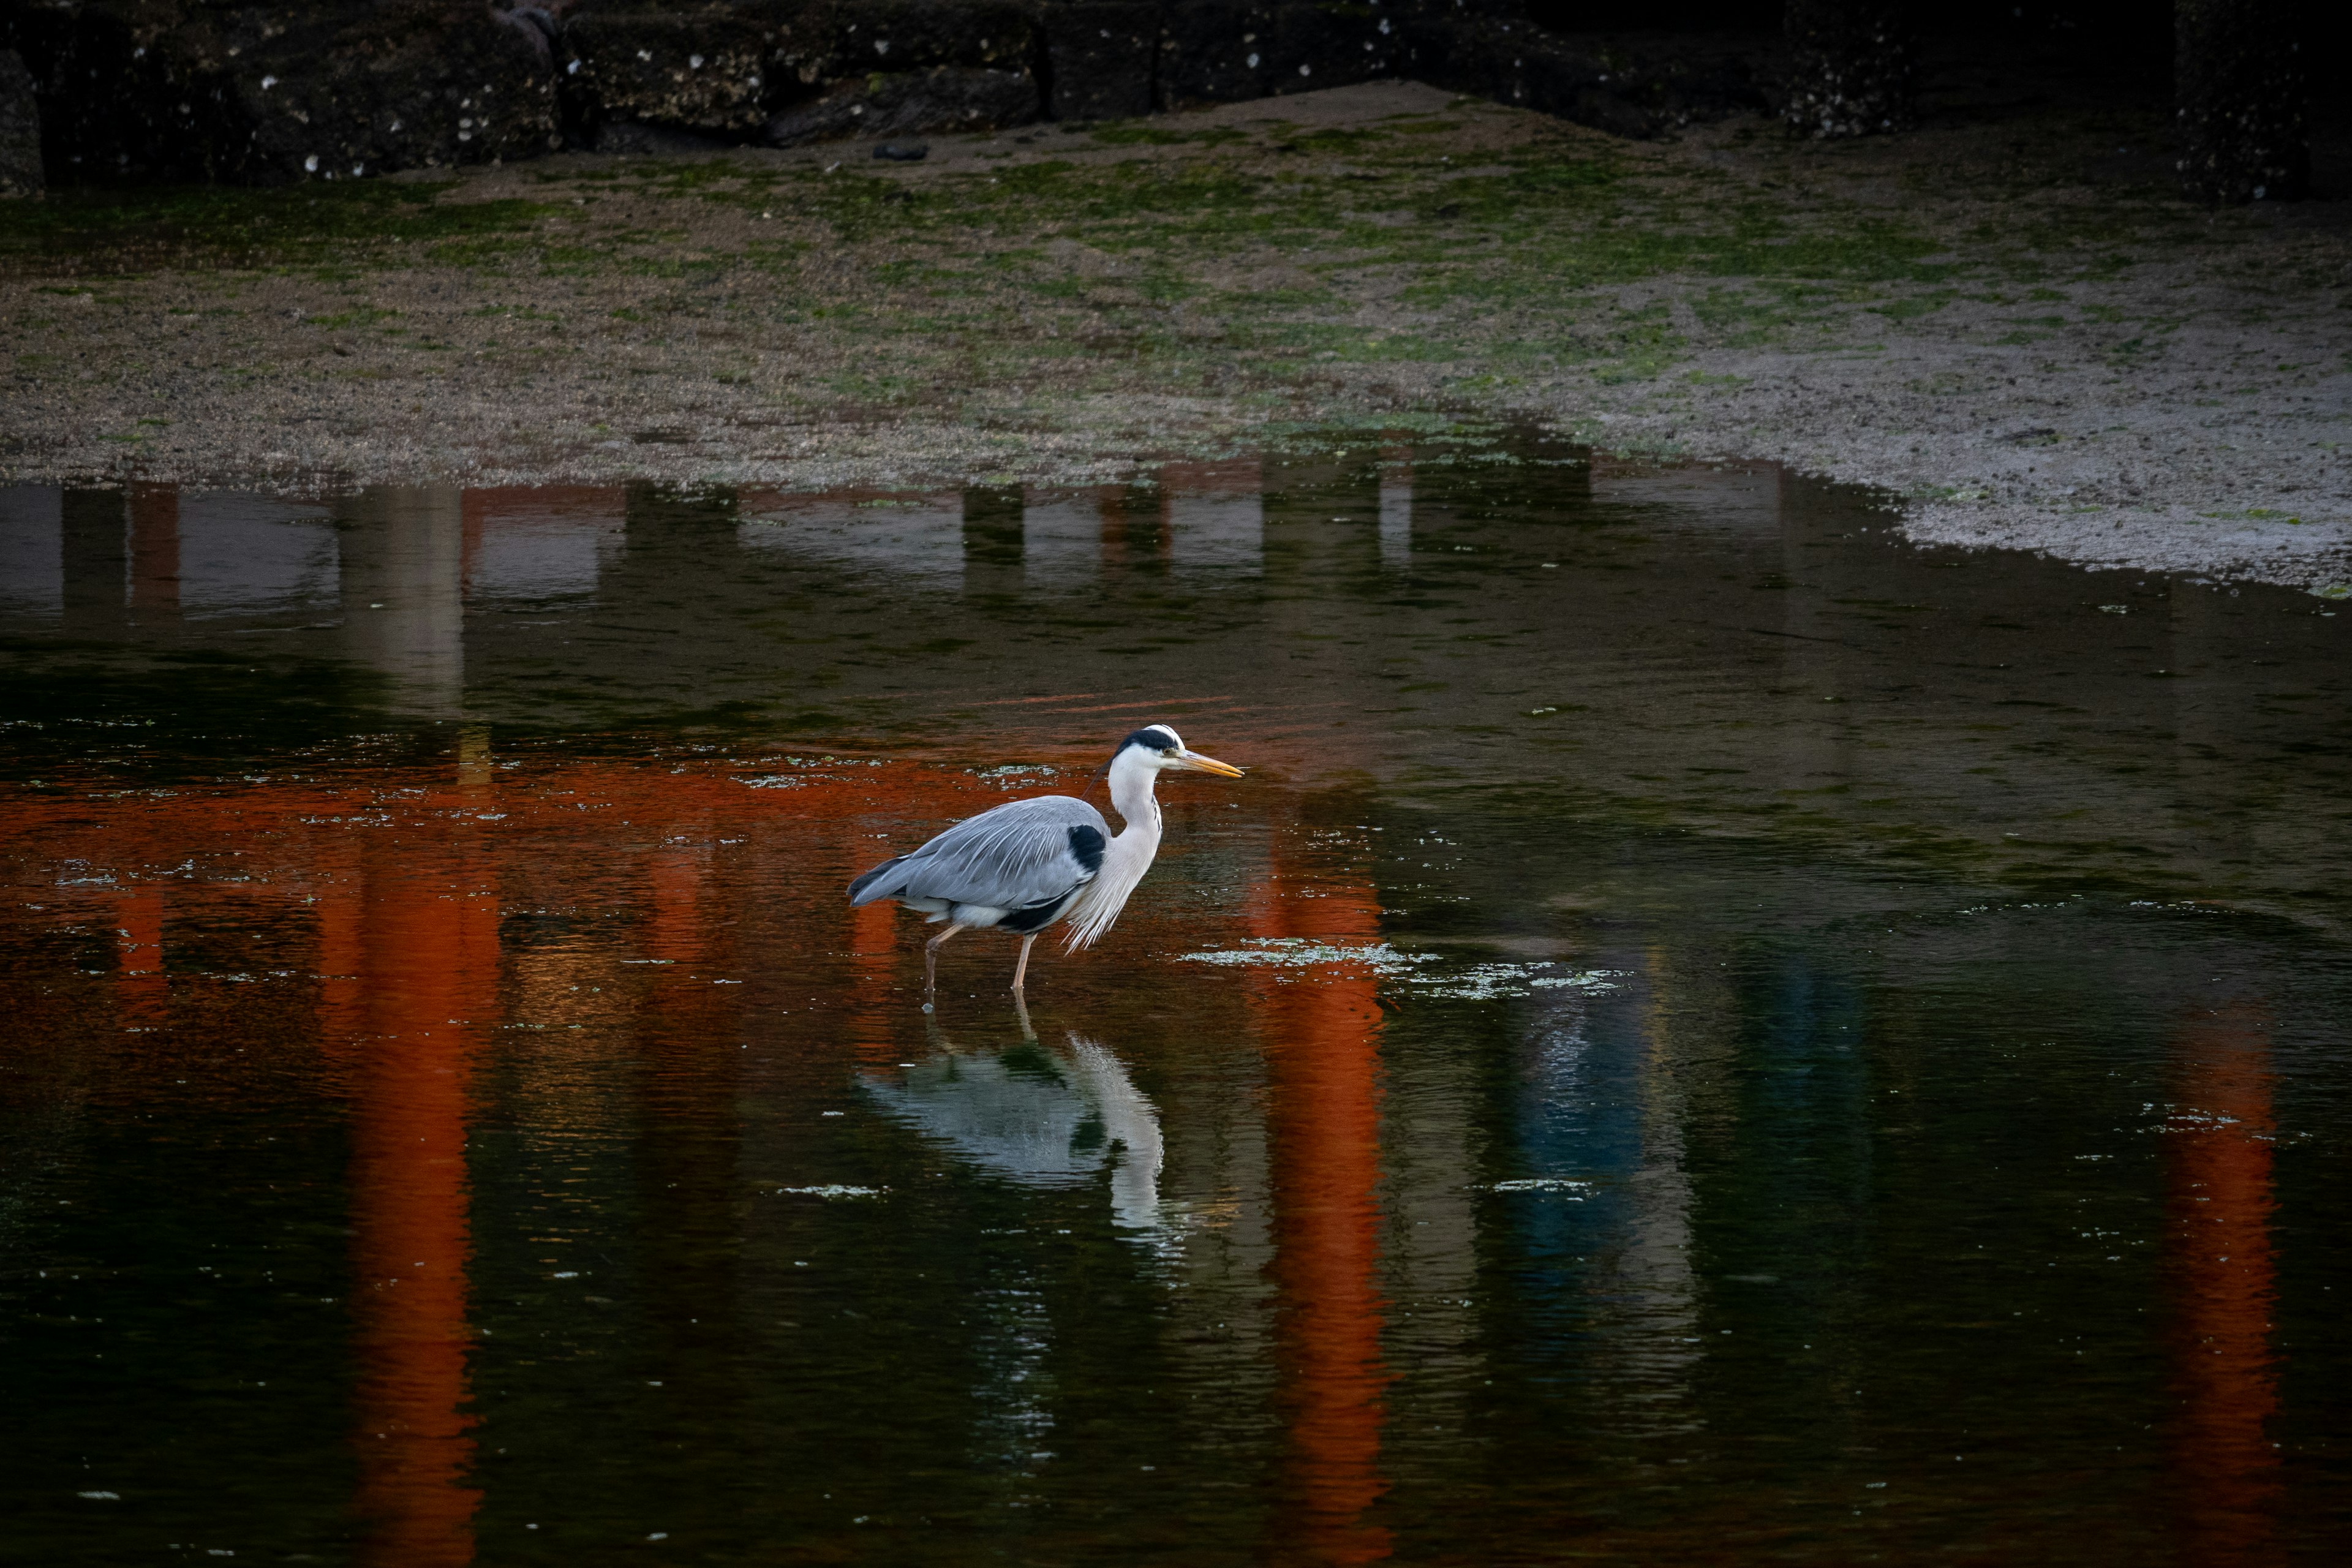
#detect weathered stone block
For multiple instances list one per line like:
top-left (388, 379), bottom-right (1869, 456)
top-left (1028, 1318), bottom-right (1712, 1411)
top-left (594, 118), bottom-right (737, 153)
top-left (1255, 1), bottom-right (1403, 97)
top-left (2176, 0), bottom-right (2310, 203)
top-left (18, 1), bottom-right (559, 184)
top-left (1039, 1), bottom-right (1155, 121)
top-left (768, 0), bottom-right (1038, 93)
top-left (1781, 0), bottom-right (1913, 138)
top-left (558, 1), bottom-right (789, 138)
top-left (0, 48), bottom-right (42, 197)
top-left (1158, 2), bottom-right (1398, 110)
top-left (764, 62), bottom-right (1039, 144)
top-left (239, 1), bottom-right (561, 179)
top-left (1393, 17), bottom-right (1762, 140)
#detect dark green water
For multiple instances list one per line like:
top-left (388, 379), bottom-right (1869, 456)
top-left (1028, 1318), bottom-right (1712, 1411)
top-left (3, 435), bottom-right (2348, 1564)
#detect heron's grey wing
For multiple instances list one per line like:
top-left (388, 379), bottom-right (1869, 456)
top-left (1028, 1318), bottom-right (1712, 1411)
top-left (868, 795), bottom-right (1110, 910)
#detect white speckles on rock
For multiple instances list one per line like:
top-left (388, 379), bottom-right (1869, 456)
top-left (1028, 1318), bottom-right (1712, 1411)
top-left (302, 153), bottom-right (317, 170)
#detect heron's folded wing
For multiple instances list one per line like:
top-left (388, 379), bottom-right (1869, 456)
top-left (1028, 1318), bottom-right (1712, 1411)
top-left (893, 795), bottom-right (1111, 910)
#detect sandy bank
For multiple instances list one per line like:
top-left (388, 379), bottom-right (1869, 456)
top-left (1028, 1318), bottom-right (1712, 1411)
top-left (4, 74), bottom-right (2346, 591)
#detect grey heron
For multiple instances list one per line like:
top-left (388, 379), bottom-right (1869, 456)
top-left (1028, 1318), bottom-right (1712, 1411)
top-left (847, 725), bottom-right (1245, 999)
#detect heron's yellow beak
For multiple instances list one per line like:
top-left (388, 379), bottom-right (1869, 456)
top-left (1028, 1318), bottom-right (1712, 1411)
top-left (1177, 750), bottom-right (1246, 777)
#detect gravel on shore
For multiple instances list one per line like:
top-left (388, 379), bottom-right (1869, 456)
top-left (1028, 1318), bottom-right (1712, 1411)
top-left (4, 77), bottom-right (2346, 592)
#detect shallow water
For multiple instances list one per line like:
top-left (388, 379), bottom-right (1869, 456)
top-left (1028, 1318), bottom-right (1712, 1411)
top-left (3, 437), bottom-right (2349, 1565)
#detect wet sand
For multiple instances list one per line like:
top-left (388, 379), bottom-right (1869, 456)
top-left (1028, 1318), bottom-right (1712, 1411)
top-left (4, 79), bottom-right (2346, 590)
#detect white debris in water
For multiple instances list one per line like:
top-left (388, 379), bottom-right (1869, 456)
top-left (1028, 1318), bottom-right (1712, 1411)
top-left (1487, 1178), bottom-right (1591, 1194)
top-left (776, 1185), bottom-right (888, 1199)
top-left (1420, 963), bottom-right (1622, 1000)
top-left (1178, 940), bottom-right (1621, 999)
top-left (971, 763), bottom-right (1058, 778)
top-left (734, 775), bottom-right (808, 788)
top-left (1179, 938), bottom-right (1437, 973)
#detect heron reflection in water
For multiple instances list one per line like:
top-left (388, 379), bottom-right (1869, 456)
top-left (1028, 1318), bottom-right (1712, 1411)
top-left (849, 725), bottom-right (1245, 1001)
top-left (862, 1005), bottom-right (1168, 1239)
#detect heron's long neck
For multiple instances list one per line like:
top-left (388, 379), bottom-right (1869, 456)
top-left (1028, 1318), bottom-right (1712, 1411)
top-left (1106, 752), bottom-right (1163, 853)
top-left (1065, 753), bottom-right (1163, 949)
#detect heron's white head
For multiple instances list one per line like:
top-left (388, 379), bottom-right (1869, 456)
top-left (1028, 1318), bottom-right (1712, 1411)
top-left (1115, 725), bottom-right (1245, 777)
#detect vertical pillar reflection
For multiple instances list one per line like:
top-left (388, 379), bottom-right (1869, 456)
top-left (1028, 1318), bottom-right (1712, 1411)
top-left (344, 801), bottom-right (498, 1564)
top-left (337, 488), bottom-right (467, 717)
top-left (962, 486), bottom-right (1025, 600)
top-left (1098, 482), bottom-right (1169, 577)
top-left (2165, 1000), bottom-right (2281, 1568)
top-left (127, 483), bottom-right (181, 620)
top-left (846, 821), bottom-right (907, 1067)
top-left (635, 822), bottom-right (750, 1523)
top-left (1377, 467), bottom-right (1412, 570)
top-left (1607, 948), bottom-right (1706, 1423)
top-left (1254, 873), bottom-right (1391, 1565)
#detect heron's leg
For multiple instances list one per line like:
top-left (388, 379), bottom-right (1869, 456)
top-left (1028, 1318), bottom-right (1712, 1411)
top-left (1011, 933), bottom-right (1039, 995)
top-left (1011, 989), bottom-right (1037, 1043)
top-left (924, 924), bottom-right (965, 995)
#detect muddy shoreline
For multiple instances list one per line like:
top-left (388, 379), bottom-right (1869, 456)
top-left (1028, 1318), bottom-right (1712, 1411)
top-left (5, 79), bottom-right (2348, 590)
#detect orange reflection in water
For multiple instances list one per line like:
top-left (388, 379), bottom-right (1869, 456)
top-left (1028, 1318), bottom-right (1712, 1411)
top-left (113, 883), bottom-right (167, 1023)
top-left (6, 747), bottom-right (1328, 1550)
top-left (342, 827), bottom-right (498, 1564)
top-left (2165, 1000), bottom-right (2282, 1568)
top-left (6, 752), bottom-right (981, 1559)
top-left (1253, 860), bottom-right (1392, 1566)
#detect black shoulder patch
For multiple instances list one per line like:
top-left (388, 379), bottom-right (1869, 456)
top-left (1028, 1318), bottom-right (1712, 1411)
top-left (1121, 726), bottom-right (1178, 753)
top-left (1067, 823), bottom-right (1106, 874)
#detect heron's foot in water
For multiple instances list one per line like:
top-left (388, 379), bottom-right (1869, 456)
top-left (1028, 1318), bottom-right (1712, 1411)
top-left (922, 922), bottom-right (963, 1002)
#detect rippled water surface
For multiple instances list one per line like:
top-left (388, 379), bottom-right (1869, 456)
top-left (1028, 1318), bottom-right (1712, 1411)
top-left (4, 438), bottom-right (2349, 1564)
